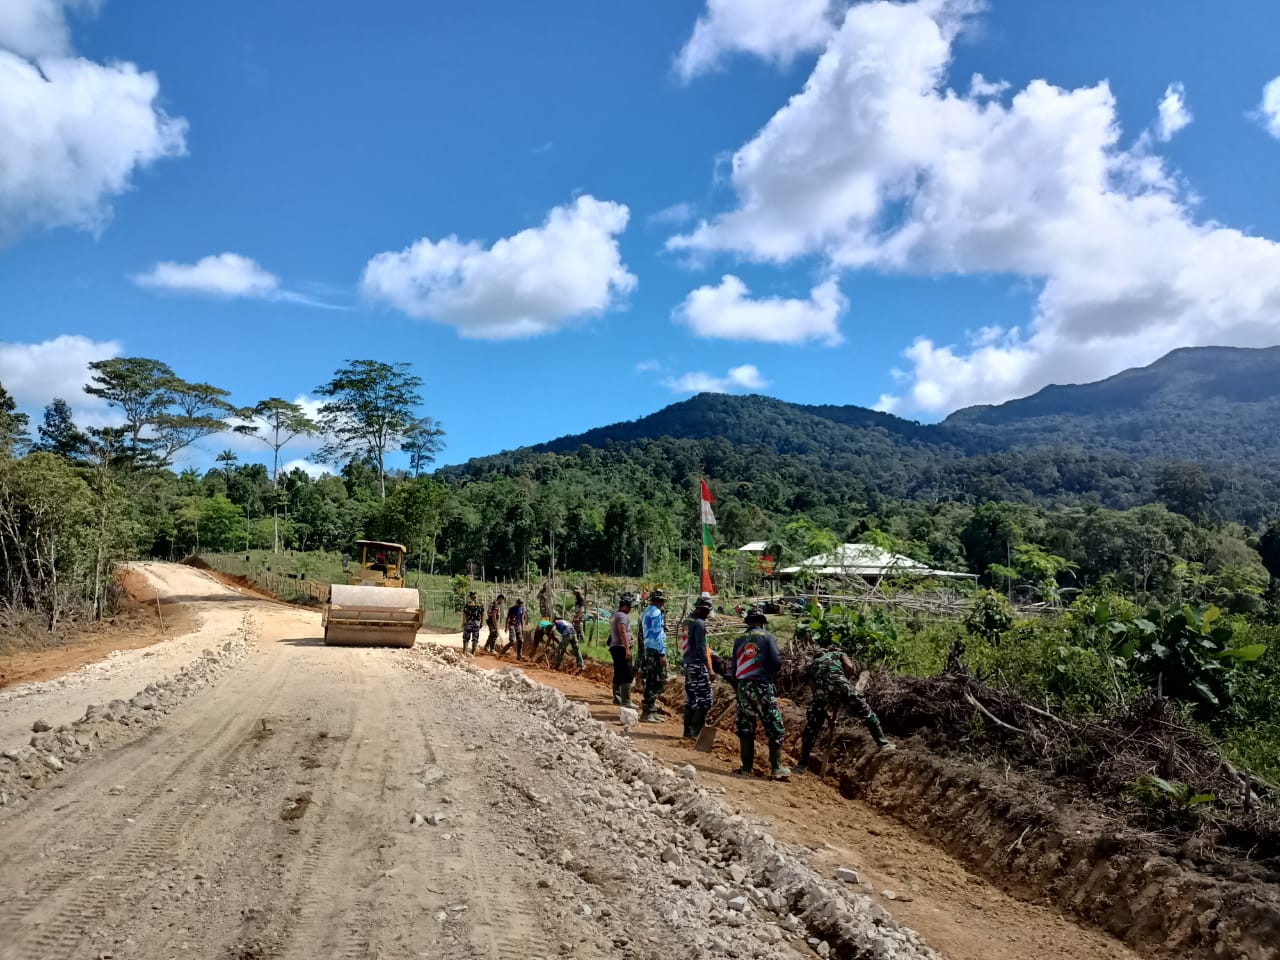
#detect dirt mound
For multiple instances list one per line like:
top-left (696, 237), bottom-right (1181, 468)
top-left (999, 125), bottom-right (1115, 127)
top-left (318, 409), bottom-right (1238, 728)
top-left (0, 567), bottom-right (194, 690)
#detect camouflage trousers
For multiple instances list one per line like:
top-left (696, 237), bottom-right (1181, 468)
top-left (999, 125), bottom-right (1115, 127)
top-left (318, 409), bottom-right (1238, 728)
top-left (801, 678), bottom-right (875, 753)
top-left (736, 679), bottom-right (784, 748)
top-left (462, 622), bottom-right (481, 652)
top-left (554, 629), bottom-right (583, 670)
top-left (641, 650), bottom-right (666, 713)
top-left (683, 660), bottom-right (713, 712)
top-left (484, 622), bottom-right (500, 652)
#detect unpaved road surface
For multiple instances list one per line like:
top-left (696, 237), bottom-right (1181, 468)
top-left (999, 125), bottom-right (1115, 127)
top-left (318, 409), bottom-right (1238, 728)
top-left (0, 564), bottom-right (1140, 960)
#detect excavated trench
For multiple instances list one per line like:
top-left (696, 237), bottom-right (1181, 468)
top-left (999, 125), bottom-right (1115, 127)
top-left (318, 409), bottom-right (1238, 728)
top-left (529, 651), bottom-right (1278, 960)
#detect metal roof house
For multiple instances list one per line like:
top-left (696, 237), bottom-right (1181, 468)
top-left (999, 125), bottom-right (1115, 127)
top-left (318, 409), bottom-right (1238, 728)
top-left (777, 543), bottom-right (973, 582)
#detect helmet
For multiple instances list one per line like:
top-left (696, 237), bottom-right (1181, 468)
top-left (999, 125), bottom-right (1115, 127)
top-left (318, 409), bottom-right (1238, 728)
top-left (649, 589), bottom-right (666, 603)
top-left (468, 591), bottom-right (477, 598)
top-left (694, 594), bottom-right (714, 611)
top-left (815, 633), bottom-right (836, 647)
top-left (619, 592), bottom-right (636, 607)
top-left (744, 604), bottom-right (768, 625)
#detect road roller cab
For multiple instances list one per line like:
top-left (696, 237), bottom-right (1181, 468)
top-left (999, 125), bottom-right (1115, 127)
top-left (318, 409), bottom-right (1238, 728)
top-left (322, 540), bottom-right (423, 647)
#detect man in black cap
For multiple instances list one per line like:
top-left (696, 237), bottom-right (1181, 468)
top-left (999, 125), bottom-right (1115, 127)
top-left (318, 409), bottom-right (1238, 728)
top-left (682, 593), bottom-right (715, 738)
top-left (732, 605), bottom-right (789, 779)
top-left (461, 591), bottom-right (484, 655)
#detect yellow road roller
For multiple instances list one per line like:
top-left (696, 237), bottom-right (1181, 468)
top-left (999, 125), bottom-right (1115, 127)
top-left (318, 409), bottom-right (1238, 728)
top-left (322, 540), bottom-right (423, 647)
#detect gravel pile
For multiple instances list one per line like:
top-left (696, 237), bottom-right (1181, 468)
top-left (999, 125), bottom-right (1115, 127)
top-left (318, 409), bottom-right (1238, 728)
top-left (408, 643), bottom-right (939, 960)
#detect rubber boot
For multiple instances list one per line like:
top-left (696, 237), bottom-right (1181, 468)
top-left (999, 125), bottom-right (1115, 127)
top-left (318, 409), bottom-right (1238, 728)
top-left (620, 683), bottom-right (633, 705)
top-left (612, 685), bottom-right (622, 706)
top-left (795, 736), bottom-right (814, 773)
top-left (682, 705), bottom-right (694, 739)
top-left (688, 708), bottom-right (708, 739)
top-left (736, 737), bottom-right (754, 775)
top-left (768, 743), bottom-right (791, 780)
top-left (641, 707), bottom-right (663, 724)
top-left (866, 716), bottom-right (896, 752)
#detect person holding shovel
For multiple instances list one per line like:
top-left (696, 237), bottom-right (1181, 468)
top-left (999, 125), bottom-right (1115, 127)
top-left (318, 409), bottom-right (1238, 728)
top-left (732, 606), bottom-right (789, 780)
top-left (795, 635), bottom-right (894, 773)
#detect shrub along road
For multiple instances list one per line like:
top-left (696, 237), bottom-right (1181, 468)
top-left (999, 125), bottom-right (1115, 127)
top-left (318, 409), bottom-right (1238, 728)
top-left (0, 563), bottom-right (1142, 960)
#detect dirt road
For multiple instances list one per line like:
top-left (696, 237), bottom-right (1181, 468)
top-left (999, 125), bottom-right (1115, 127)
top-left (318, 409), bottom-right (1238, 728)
top-left (0, 564), bottom-right (1139, 960)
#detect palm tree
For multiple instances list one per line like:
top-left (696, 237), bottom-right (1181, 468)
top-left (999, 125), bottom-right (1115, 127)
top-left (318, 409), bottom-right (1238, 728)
top-left (215, 449), bottom-right (239, 483)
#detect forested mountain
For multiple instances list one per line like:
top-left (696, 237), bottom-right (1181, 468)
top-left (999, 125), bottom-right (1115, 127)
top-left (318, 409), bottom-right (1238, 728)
top-left (442, 347), bottom-right (1280, 527)
top-left (946, 346), bottom-right (1280, 460)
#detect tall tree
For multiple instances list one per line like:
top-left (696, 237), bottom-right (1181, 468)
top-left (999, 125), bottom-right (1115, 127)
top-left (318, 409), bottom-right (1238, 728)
top-left (312, 360), bottom-right (424, 499)
top-left (402, 416), bottom-right (447, 477)
top-left (0, 383), bottom-right (30, 457)
top-left (234, 398), bottom-right (320, 482)
top-left (84, 358), bottom-right (235, 466)
top-left (234, 398), bottom-right (320, 551)
top-left (34, 398), bottom-right (89, 460)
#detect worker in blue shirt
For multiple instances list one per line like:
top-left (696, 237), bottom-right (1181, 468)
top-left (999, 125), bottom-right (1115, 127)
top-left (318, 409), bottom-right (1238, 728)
top-left (639, 589), bottom-right (668, 723)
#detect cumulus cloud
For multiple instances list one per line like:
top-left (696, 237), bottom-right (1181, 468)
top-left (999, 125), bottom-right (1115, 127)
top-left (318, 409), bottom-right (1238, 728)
top-left (674, 275), bottom-right (846, 345)
top-left (1258, 76), bottom-right (1280, 139)
top-left (134, 253), bottom-right (280, 298)
top-left (361, 195), bottom-right (637, 339)
top-left (663, 364), bottom-right (767, 394)
top-left (0, 0), bottom-right (187, 243)
top-left (0, 334), bottom-right (122, 424)
top-left (1155, 82), bottom-right (1192, 141)
top-left (670, 0), bottom-right (1280, 413)
top-left (677, 0), bottom-right (837, 80)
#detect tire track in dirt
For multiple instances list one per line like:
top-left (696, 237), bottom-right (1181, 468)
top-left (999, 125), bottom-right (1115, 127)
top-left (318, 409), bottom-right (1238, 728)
top-left (0, 649), bottom-right (293, 960)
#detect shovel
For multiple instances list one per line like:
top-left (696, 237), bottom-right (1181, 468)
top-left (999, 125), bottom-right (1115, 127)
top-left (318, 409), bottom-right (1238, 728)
top-left (695, 699), bottom-right (735, 752)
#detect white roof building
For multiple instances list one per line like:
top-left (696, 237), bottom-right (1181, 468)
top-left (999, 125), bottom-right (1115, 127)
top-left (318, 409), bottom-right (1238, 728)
top-left (778, 543), bottom-right (973, 580)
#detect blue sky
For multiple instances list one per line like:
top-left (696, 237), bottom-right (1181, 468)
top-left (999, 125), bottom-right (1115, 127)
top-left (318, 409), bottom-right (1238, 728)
top-left (3, 0), bottom-right (1280, 472)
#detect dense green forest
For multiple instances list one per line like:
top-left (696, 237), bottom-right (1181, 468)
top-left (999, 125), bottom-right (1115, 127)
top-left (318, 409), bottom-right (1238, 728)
top-left (5, 346), bottom-right (1280, 635)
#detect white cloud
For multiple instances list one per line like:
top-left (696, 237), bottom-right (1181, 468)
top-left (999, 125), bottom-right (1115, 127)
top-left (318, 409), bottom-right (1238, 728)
top-left (133, 253), bottom-right (343, 308)
top-left (634, 359), bottom-right (662, 373)
top-left (663, 364), bottom-right (768, 394)
top-left (670, 0), bottom-right (1280, 413)
top-left (647, 202), bottom-right (697, 228)
top-left (674, 275), bottom-right (846, 345)
top-left (0, 1), bottom-right (186, 243)
top-left (361, 195), bottom-right (637, 339)
top-left (134, 253), bottom-right (280, 298)
top-left (0, 333), bottom-right (122, 425)
top-left (677, 0), bottom-right (837, 80)
top-left (1258, 76), bottom-right (1280, 139)
top-left (281, 458), bottom-right (329, 480)
top-left (1155, 82), bottom-right (1191, 141)
top-left (0, 0), bottom-right (96, 61)
top-left (968, 72), bottom-right (1008, 98)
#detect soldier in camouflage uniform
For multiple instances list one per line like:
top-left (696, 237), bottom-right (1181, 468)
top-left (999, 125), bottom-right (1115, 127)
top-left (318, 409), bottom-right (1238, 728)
top-left (461, 591), bottom-right (484, 655)
top-left (732, 606), bottom-right (789, 779)
top-left (681, 594), bottom-right (715, 738)
top-left (795, 635), bottom-right (894, 772)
